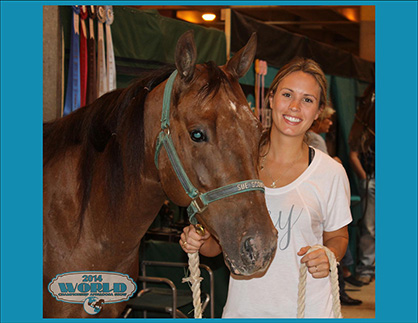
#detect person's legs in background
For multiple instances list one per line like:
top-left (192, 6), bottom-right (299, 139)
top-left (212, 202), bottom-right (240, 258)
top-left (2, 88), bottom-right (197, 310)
top-left (341, 248), bottom-right (364, 287)
top-left (338, 263), bottom-right (362, 306)
top-left (356, 177), bottom-right (375, 284)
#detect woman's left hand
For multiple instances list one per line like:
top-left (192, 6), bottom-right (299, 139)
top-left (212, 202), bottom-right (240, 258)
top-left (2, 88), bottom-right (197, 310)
top-left (298, 246), bottom-right (330, 278)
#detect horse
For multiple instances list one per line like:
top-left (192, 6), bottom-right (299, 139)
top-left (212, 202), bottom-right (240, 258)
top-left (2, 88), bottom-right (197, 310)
top-left (348, 82), bottom-right (375, 176)
top-left (43, 30), bottom-right (278, 318)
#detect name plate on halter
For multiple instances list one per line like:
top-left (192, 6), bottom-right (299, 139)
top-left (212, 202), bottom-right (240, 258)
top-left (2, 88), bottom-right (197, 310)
top-left (48, 271), bottom-right (137, 315)
top-left (237, 180), bottom-right (264, 191)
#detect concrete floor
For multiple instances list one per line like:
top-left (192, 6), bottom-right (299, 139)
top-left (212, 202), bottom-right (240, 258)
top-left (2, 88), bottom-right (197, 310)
top-left (341, 279), bottom-right (375, 319)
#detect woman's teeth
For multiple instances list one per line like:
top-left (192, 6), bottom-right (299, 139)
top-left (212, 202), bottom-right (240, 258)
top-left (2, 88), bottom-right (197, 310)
top-left (284, 115), bottom-right (302, 122)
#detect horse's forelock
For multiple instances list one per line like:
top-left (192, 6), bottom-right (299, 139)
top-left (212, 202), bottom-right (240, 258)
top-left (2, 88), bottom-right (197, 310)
top-left (197, 61), bottom-right (231, 100)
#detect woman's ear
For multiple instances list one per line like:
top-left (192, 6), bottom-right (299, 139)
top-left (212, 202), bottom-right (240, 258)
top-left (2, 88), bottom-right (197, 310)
top-left (314, 106), bottom-right (324, 120)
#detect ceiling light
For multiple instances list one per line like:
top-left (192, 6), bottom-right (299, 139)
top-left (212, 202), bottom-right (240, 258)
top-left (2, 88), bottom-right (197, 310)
top-left (202, 13), bottom-right (216, 21)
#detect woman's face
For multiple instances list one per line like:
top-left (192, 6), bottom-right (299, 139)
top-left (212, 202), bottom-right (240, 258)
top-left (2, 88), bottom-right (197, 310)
top-left (269, 71), bottom-right (322, 138)
top-left (318, 117), bottom-right (333, 133)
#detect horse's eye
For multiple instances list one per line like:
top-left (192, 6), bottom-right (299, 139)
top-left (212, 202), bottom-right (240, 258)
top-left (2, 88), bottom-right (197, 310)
top-left (190, 130), bottom-right (206, 142)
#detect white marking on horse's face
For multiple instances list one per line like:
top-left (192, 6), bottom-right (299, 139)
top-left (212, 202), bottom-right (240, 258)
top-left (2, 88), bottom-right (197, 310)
top-left (229, 100), bottom-right (237, 112)
top-left (240, 102), bottom-right (261, 129)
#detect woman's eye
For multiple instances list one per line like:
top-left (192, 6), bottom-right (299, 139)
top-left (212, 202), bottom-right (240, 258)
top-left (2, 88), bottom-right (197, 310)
top-left (304, 98), bottom-right (313, 103)
top-left (190, 130), bottom-right (206, 142)
top-left (282, 92), bottom-right (291, 98)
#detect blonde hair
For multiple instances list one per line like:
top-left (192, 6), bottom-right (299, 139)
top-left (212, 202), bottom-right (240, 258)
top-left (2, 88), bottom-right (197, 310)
top-left (318, 105), bottom-right (336, 121)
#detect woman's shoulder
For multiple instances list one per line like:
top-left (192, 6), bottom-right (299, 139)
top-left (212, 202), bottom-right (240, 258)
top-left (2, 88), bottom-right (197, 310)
top-left (311, 147), bottom-right (346, 173)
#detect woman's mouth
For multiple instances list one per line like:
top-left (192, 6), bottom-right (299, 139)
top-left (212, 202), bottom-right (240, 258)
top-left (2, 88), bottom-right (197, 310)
top-left (283, 114), bottom-right (302, 124)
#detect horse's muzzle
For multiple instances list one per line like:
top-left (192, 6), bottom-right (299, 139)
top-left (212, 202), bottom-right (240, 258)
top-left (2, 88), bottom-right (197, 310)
top-left (224, 229), bottom-right (278, 276)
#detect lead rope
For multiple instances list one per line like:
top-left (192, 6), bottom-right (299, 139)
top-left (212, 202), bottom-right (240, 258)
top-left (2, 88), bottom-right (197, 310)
top-left (297, 245), bottom-right (342, 318)
top-left (183, 252), bottom-right (204, 318)
top-left (182, 224), bottom-right (206, 318)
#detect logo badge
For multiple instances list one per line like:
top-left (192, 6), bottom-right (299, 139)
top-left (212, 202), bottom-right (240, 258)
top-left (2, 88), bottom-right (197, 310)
top-left (48, 271), bottom-right (137, 315)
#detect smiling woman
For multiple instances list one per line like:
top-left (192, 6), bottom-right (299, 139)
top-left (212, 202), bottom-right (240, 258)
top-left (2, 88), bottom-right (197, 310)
top-left (268, 70), bottom-right (322, 138)
top-left (180, 57), bottom-right (352, 318)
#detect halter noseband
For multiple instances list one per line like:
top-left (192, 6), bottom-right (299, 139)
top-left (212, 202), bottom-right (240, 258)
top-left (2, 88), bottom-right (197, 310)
top-left (154, 70), bottom-right (265, 224)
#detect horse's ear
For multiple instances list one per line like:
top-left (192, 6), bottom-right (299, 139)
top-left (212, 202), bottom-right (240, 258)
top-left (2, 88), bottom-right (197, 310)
top-left (175, 30), bottom-right (197, 83)
top-left (225, 32), bottom-right (257, 79)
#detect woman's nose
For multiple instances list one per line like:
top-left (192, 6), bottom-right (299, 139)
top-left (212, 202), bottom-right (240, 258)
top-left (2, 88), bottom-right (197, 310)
top-left (289, 100), bottom-right (300, 111)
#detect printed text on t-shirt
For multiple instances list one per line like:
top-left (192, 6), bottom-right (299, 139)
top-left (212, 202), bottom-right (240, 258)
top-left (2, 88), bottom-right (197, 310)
top-left (270, 205), bottom-right (303, 250)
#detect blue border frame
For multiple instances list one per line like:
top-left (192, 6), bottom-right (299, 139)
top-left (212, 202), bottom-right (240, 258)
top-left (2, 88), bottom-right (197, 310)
top-left (1, 1), bottom-right (417, 322)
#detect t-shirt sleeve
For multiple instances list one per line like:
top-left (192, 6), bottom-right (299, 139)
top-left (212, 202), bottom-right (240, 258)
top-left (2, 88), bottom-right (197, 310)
top-left (324, 163), bottom-right (353, 231)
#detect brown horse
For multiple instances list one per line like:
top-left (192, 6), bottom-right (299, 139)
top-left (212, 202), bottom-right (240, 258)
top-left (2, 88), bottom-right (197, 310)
top-left (348, 83), bottom-right (375, 175)
top-left (43, 31), bottom-right (278, 318)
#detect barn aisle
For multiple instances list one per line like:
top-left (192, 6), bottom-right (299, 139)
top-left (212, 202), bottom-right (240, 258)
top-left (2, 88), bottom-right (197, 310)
top-left (341, 279), bottom-right (375, 318)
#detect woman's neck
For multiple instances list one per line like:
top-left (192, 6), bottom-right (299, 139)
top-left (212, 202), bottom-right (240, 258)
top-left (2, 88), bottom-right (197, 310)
top-left (266, 129), bottom-right (307, 163)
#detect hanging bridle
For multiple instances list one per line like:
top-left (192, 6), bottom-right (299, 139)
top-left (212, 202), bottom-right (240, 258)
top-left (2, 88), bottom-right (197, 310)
top-left (154, 70), bottom-right (265, 225)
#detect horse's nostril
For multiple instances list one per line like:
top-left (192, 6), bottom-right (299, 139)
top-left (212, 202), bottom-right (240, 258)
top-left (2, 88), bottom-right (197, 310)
top-left (243, 237), bottom-right (256, 264)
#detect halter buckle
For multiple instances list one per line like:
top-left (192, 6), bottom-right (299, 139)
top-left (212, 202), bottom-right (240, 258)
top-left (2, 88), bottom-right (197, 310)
top-left (190, 195), bottom-right (208, 214)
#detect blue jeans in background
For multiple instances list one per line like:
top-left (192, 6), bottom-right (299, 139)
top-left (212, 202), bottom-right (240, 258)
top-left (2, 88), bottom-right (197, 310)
top-left (356, 177), bottom-right (375, 278)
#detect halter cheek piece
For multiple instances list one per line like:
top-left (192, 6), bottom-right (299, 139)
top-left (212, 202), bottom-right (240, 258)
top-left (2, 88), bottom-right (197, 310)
top-left (154, 70), bottom-right (265, 225)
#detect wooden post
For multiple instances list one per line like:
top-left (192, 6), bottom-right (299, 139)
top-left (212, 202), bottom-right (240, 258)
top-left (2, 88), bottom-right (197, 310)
top-left (221, 8), bottom-right (231, 60)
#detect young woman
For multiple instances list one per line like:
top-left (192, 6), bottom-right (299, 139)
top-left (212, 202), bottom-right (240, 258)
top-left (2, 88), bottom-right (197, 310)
top-left (180, 57), bottom-right (352, 318)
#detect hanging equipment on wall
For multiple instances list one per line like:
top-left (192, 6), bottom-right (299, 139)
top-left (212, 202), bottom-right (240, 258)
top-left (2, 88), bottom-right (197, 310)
top-left (254, 59), bottom-right (268, 126)
top-left (105, 5), bottom-right (116, 92)
top-left (86, 5), bottom-right (97, 105)
top-left (96, 5), bottom-right (108, 97)
top-left (63, 5), bottom-right (81, 116)
top-left (79, 5), bottom-right (88, 107)
top-left (254, 59), bottom-right (260, 121)
top-left (259, 60), bottom-right (270, 129)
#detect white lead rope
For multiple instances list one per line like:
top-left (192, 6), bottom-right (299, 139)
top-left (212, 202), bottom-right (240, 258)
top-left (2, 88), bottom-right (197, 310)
top-left (182, 224), bottom-right (206, 318)
top-left (182, 252), bottom-right (204, 318)
top-left (184, 241), bottom-right (341, 318)
top-left (297, 245), bottom-right (342, 318)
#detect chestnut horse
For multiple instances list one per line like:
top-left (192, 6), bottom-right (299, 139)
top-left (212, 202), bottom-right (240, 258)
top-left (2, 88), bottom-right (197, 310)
top-left (348, 83), bottom-right (375, 175)
top-left (43, 31), bottom-right (278, 318)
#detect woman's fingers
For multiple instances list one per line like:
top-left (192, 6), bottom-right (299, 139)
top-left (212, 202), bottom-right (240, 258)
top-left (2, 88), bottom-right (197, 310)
top-left (179, 224), bottom-right (209, 253)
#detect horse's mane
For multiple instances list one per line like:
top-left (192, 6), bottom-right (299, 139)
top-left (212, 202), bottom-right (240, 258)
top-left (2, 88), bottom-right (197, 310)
top-left (43, 65), bottom-right (175, 229)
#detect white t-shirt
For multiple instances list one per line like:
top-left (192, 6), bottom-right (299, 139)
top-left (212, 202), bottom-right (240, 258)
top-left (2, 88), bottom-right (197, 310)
top-left (222, 148), bottom-right (352, 318)
top-left (306, 131), bottom-right (329, 154)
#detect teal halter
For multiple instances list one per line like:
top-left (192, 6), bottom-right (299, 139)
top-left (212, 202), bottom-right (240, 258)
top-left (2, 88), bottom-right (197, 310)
top-left (154, 70), bottom-right (265, 224)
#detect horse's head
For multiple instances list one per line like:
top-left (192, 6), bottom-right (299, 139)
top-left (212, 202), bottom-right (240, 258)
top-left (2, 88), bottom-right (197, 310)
top-left (155, 31), bottom-right (277, 276)
top-left (358, 83), bottom-right (375, 131)
top-left (350, 83), bottom-right (375, 153)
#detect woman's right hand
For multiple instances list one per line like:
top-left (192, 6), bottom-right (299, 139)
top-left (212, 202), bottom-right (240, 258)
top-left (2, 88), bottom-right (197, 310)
top-left (179, 224), bottom-right (212, 254)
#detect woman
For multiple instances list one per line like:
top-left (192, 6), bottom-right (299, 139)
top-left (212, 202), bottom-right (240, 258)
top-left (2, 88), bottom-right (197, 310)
top-left (306, 105), bottom-right (336, 154)
top-left (180, 58), bottom-right (352, 318)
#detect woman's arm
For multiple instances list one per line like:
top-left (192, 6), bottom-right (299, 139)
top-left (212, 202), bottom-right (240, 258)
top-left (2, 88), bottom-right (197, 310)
top-left (323, 226), bottom-right (349, 262)
top-left (349, 151), bottom-right (367, 180)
